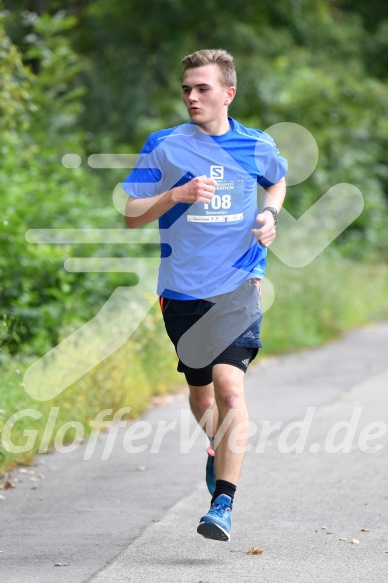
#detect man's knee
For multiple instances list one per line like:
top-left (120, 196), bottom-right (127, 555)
top-left (216, 390), bottom-right (244, 411)
top-left (213, 365), bottom-right (245, 411)
top-left (189, 385), bottom-right (215, 413)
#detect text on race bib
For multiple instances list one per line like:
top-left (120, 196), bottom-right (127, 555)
top-left (187, 179), bottom-right (244, 223)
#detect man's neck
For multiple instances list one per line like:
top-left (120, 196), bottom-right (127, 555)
top-left (195, 117), bottom-right (231, 136)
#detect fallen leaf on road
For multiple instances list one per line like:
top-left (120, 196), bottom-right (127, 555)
top-left (246, 547), bottom-right (263, 555)
top-left (54, 563), bottom-right (69, 567)
top-left (3, 481), bottom-right (15, 490)
top-left (350, 539), bottom-right (360, 544)
top-left (29, 477), bottom-right (39, 482)
top-left (321, 526), bottom-right (328, 530)
top-left (19, 469), bottom-right (35, 475)
top-left (360, 528), bottom-right (370, 532)
top-left (339, 537), bottom-right (349, 541)
top-left (38, 474), bottom-right (45, 480)
top-left (0, 494), bottom-right (5, 500)
top-left (136, 466), bottom-right (147, 471)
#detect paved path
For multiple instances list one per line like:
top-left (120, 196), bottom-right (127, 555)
top-left (1, 323), bottom-right (388, 582)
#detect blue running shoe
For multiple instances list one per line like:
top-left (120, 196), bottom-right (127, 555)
top-left (197, 494), bottom-right (232, 541)
top-left (205, 446), bottom-right (216, 495)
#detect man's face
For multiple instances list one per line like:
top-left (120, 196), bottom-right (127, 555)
top-left (182, 64), bottom-right (235, 129)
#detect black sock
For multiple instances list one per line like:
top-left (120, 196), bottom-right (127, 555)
top-left (211, 480), bottom-right (236, 505)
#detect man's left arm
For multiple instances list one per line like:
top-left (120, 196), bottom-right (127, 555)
top-left (252, 176), bottom-right (286, 248)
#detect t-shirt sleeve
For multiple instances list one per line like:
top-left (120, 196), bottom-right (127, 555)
top-left (256, 132), bottom-right (288, 188)
top-left (121, 133), bottom-right (166, 199)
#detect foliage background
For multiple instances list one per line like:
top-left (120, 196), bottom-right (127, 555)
top-left (0, 0), bottom-right (387, 468)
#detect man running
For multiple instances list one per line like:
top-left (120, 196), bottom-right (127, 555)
top-left (123, 49), bottom-right (287, 541)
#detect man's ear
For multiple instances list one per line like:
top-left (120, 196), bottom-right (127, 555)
top-left (225, 86), bottom-right (236, 105)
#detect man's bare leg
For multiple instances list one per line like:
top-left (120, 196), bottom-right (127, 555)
top-left (188, 364), bottom-right (249, 484)
top-left (188, 382), bottom-right (219, 496)
top-left (188, 383), bottom-right (219, 439)
top-left (212, 363), bottom-right (248, 485)
top-left (196, 363), bottom-right (247, 541)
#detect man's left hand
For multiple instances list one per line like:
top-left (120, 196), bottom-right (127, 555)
top-left (252, 211), bottom-right (276, 248)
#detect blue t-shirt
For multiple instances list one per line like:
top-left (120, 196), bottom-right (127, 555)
top-left (122, 117), bottom-right (287, 299)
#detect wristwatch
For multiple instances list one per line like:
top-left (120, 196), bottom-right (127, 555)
top-left (262, 206), bottom-right (278, 226)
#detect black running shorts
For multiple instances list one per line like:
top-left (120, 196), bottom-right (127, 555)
top-left (159, 278), bottom-right (263, 386)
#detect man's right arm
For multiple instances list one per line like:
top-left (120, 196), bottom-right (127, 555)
top-left (124, 175), bottom-right (218, 228)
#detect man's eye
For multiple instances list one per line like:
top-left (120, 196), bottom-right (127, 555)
top-left (200, 88), bottom-right (208, 92)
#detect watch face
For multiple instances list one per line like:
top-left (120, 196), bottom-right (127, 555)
top-left (263, 207), bottom-right (277, 224)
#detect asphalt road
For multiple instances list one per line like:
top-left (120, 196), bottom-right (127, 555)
top-left (1, 322), bottom-right (388, 583)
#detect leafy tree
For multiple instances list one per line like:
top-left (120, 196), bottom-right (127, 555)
top-left (0, 12), bottom-right (124, 355)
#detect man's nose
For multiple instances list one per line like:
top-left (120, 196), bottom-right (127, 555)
top-left (189, 90), bottom-right (199, 101)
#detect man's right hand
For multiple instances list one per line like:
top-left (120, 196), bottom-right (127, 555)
top-left (171, 175), bottom-right (218, 205)
top-left (125, 175), bottom-right (218, 228)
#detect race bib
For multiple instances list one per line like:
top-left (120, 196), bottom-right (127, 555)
top-left (187, 179), bottom-right (244, 223)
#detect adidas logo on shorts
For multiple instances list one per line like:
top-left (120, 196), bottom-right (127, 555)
top-left (243, 330), bottom-right (255, 339)
top-left (241, 358), bottom-right (250, 366)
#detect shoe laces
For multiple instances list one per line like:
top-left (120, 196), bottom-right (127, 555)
top-left (209, 500), bottom-right (232, 519)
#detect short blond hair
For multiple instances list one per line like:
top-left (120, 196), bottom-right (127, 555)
top-left (181, 49), bottom-right (237, 88)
